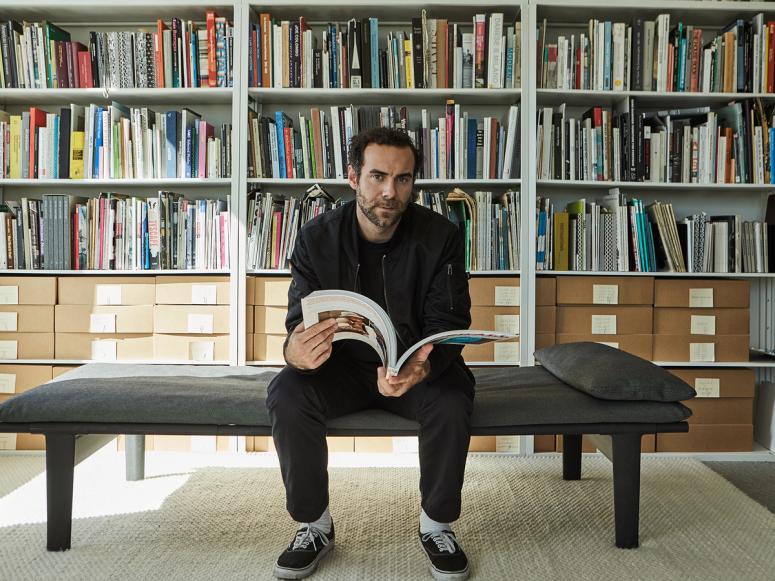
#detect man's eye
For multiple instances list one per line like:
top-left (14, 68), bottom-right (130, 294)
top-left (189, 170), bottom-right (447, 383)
top-left (371, 174), bottom-right (383, 181)
top-left (398, 176), bottom-right (411, 184)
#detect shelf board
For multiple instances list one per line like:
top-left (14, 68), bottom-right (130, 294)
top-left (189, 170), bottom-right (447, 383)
top-left (0, 88), bottom-right (233, 106)
top-left (248, 87), bottom-right (520, 105)
top-left (0, 359), bottom-right (230, 365)
top-left (247, 178), bottom-right (521, 187)
top-left (652, 353), bottom-right (775, 368)
top-left (536, 179), bottom-right (775, 192)
top-left (2, 269), bottom-right (230, 275)
top-left (536, 88), bottom-right (775, 107)
top-left (539, 270), bottom-right (775, 278)
top-left (0, 178), bottom-right (232, 187)
top-left (245, 269), bottom-right (519, 276)
top-left (247, 269), bottom-right (291, 275)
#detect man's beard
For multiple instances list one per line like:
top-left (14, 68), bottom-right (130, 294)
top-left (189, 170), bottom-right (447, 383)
top-left (355, 188), bottom-right (408, 229)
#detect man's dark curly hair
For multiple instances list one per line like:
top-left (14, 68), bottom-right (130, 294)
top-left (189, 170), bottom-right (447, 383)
top-left (347, 126), bottom-right (422, 180)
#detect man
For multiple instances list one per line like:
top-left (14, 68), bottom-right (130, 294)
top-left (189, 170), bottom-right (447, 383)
top-left (266, 126), bottom-right (475, 581)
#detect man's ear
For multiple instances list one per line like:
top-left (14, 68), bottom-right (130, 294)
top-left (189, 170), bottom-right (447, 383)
top-left (347, 165), bottom-right (359, 191)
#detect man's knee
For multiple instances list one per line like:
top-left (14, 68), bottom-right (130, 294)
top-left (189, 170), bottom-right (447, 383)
top-left (266, 367), bottom-right (323, 420)
top-left (420, 382), bottom-right (474, 425)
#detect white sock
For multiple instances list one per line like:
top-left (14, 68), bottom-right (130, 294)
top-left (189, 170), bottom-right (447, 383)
top-left (307, 506), bottom-right (332, 535)
top-left (420, 508), bottom-right (451, 534)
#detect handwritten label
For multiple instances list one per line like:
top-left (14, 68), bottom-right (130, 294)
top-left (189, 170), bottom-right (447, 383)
top-left (689, 288), bottom-right (714, 308)
top-left (593, 284), bottom-right (619, 305)
top-left (191, 284), bottom-right (217, 305)
top-left (89, 313), bottom-right (116, 333)
top-left (494, 314), bottom-right (520, 334)
top-left (694, 378), bottom-right (721, 398)
top-left (96, 285), bottom-right (122, 305)
top-left (0, 434), bottom-right (17, 450)
top-left (495, 436), bottom-right (521, 453)
top-left (190, 341), bottom-right (215, 362)
top-left (0, 373), bottom-right (16, 394)
top-left (494, 342), bottom-right (520, 363)
top-left (494, 286), bottom-right (520, 306)
top-left (596, 341), bottom-right (620, 349)
top-left (392, 437), bottom-right (419, 453)
top-left (690, 343), bottom-right (715, 362)
top-left (691, 315), bottom-right (716, 336)
top-left (0, 312), bottom-right (18, 332)
top-left (91, 340), bottom-right (117, 361)
top-left (591, 314), bottom-right (617, 335)
top-left (0, 286), bottom-right (19, 305)
top-left (187, 314), bottom-right (214, 334)
top-left (0, 341), bottom-right (18, 359)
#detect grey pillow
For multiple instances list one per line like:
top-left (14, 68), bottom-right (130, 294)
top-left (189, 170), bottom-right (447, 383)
top-left (534, 342), bottom-right (696, 402)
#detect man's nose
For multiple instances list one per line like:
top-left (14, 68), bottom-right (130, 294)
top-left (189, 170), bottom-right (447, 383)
top-left (381, 179), bottom-right (397, 197)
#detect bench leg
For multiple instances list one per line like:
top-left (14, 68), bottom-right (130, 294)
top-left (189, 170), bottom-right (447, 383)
top-left (45, 433), bottom-right (75, 551)
top-left (611, 433), bottom-right (642, 549)
top-left (561, 434), bottom-right (582, 480)
top-left (125, 435), bottom-right (146, 481)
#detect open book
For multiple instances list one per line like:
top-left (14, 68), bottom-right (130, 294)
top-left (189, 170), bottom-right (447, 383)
top-left (301, 289), bottom-right (517, 377)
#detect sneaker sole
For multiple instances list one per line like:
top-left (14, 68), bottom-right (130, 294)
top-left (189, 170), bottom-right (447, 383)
top-left (418, 538), bottom-right (470, 581)
top-left (273, 541), bottom-right (334, 580)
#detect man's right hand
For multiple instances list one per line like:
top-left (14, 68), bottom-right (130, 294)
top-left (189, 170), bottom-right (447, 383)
top-left (284, 318), bottom-right (339, 370)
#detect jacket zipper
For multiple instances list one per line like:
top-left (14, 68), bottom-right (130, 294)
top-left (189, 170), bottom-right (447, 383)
top-left (354, 263), bottom-right (361, 292)
top-left (446, 263), bottom-right (455, 312)
top-left (382, 255), bottom-right (408, 349)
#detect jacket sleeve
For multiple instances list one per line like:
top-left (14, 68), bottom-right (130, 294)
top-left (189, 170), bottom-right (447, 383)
top-left (421, 227), bottom-right (471, 383)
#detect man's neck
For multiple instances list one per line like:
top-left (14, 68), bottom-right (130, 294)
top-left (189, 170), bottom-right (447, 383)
top-left (356, 207), bottom-right (400, 243)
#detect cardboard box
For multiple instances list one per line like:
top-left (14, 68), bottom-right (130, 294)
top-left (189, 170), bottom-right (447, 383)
top-left (535, 334), bottom-right (556, 349)
top-left (556, 334), bottom-right (653, 360)
top-left (556, 276), bottom-right (654, 305)
top-left (652, 335), bottom-right (749, 362)
top-left (0, 364), bottom-right (53, 403)
top-left (148, 435), bottom-right (193, 452)
top-left (246, 333), bottom-right (255, 361)
top-left (656, 424), bottom-right (753, 452)
top-left (666, 368), bottom-right (755, 398)
top-left (153, 305), bottom-right (230, 334)
top-left (536, 277), bottom-right (556, 306)
top-left (155, 276), bottom-right (230, 305)
top-left (255, 306), bottom-right (288, 334)
top-left (654, 279), bottom-right (749, 308)
top-left (52, 366), bottom-right (79, 379)
top-left (267, 436), bottom-right (353, 453)
top-left (55, 333), bottom-right (154, 361)
top-left (0, 305), bottom-right (54, 333)
top-left (354, 437), bottom-right (394, 453)
top-left (246, 277), bottom-right (256, 305)
top-left (153, 334), bottom-right (230, 362)
top-left (462, 340), bottom-right (520, 363)
top-left (246, 306), bottom-right (254, 334)
top-left (533, 435), bottom-right (556, 452)
top-left (248, 436), bottom-right (270, 452)
top-left (557, 434), bottom-right (655, 453)
top-left (556, 306), bottom-right (653, 335)
top-left (55, 305), bottom-right (154, 334)
top-left (469, 436), bottom-right (497, 452)
top-left (251, 277), bottom-right (292, 306)
top-left (653, 308), bottom-right (749, 335)
top-left (683, 398), bottom-right (754, 425)
top-left (469, 277), bottom-right (520, 307)
top-left (0, 276), bottom-right (56, 304)
top-left (0, 333), bottom-right (54, 359)
top-left (535, 306), bottom-right (556, 334)
top-left (470, 306), bottom-right (520, 334)
top-left (253, 334), bottom-right (286, 362)
top-left (57, 277), bottom-right (156, 305)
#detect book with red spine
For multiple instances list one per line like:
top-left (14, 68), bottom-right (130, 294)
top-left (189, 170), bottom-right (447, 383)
top-left (156, 20), bottom-right (167, 88)
top-left (28, 107), bottom-right (47, 179)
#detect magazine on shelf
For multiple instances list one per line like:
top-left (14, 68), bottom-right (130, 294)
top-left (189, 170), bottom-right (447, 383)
top-left (301, 290), bottom-right (517, 377)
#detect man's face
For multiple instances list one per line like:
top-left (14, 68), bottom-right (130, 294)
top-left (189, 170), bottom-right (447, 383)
top-left (349, 143), bottom-right (415, 230)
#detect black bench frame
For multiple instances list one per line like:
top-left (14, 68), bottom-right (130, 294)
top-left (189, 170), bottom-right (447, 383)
top-left (0, 420), bottom-right (687, 552)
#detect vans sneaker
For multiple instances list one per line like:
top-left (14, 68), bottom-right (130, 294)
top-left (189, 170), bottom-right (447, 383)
top-left (274, 521), bottom-right (334, 579)
top-left (418, 528), bottom-right (469, 581)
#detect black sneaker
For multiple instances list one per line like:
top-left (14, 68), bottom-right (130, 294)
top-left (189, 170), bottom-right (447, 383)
top-left (418, 528), bottom-right (470, 581)
top-left (274, 522), bottom-right (335, 579)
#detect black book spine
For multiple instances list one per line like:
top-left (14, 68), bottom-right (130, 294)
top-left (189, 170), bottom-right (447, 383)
top-left (361, 18), bottom-right (371, 89)
top-left (291, 20), bottom-right (300, 88)
top-left (379, 49), bottom-right (387, 88)
top-left (323, 119), bottom-right (333, 178)
top-left (59, 107), bottom-right (71, 179)
top-left (552, 112), bottom-right (562, 179)
top-left (669, 125), bottom-right (681, 183)
top-left (313, 49), bottom-right (322, 88)
top-left (0, 23), bottom-right (15, 88)
top-left (411, 17), bottom-right (423, 89)
top-left (632, 18), bottom-right (643, 91)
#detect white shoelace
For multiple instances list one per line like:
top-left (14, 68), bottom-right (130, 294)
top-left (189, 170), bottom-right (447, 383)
top-left (421, 530), bottom-right (457, 554)
top-left (291, 525), bottom-right (329, 551)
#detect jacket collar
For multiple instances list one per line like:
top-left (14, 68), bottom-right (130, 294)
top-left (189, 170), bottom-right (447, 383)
top-left (344, 199), bottom-right (414, 262)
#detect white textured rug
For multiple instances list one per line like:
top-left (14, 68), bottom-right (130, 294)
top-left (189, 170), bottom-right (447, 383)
top-left (0, 448), bottom-right (773, 581)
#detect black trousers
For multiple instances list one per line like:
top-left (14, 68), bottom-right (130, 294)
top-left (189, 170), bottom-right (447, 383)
top-left (266, 353), bottom-right (475, 524)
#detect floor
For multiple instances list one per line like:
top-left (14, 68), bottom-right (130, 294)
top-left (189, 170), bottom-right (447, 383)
top-left (702, 461), bottom-right (775, 513)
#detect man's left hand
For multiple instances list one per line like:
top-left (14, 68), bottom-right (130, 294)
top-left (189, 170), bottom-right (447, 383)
top-left (377, 344), bottom-right (433, 398)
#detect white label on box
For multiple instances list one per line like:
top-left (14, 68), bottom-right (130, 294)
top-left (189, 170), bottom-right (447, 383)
top-left (494, 286), bottom-right (520, 306)
top-left (0, 340), bottom-right (18, 359)
top-left (591, 314), bottom-right (617, 335)
top-left (191, 284), bottom-right (217, 305)
top-left (96, 285), bottom-right (122, 305)
top-left (0, 373), bottom-right (16, 394)
top-left (190, 436), bottom-right (217, 453)
top-left (89, 313), bottom-right (116, 333)
top-left (91, 340), bottom-right (117, 361)
top-left (0, 312), bottom-right (18, 332)
top-left (0, 286), bottom-right (19, 305)
top-left (190, 341), bottom-right (215, 362)
top-left (495, 435), bottom-right (521, 453)
top-left (689, 288), bottom-right (714, 308)
top-left (187, 314), bottom-right (214, 334)
top-left (0, 433), bottom-right (17, 450)
top-left (494, 342), bottom-right (520, 363)
top-left (691, 315), bottom-right (716, 336)
top-left (592, 284), bottom-right (619, 305)
top-left (695, 378), bottom-right (721, 398)
top-left (690, 343), bottom-right (715, 362)
top-left (392, 436), bottom-right (419, 453)
top-left (494, 314), bottom-right (520, 334)
top-left (596, 341), bottom-right (620, 349)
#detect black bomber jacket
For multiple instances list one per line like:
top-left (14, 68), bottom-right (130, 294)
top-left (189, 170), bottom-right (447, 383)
top-left (284, 199), bottom-right (474, 384)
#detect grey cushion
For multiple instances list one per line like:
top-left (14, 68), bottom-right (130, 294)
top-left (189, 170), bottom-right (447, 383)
top-left (0, 363), bottom-right (690, 430)
top-left (534, 342), bottom-right (696, 402)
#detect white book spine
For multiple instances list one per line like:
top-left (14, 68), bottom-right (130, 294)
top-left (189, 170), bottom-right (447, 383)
top-left (487, 13), bottom-right (504, 89)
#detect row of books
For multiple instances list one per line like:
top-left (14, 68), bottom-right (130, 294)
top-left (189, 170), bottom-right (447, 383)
top-left (248, 102), bottom-right (520, 181)
top-left (536, 191), bottom-right (774, 273)
top-left (537, 99), bottom-right (775, 184)
top-left (0, 104), bottom-right (232, 180)
top-left (248, 11), bottom-right (520, 90)
top-left (539, 13), bottom-right (775, 93)
top-left (0, 14), bottom-right (233, 89)
top-left (417, 188), bottom-right (520, 272)
top-left (0, 192), bottom-right (230, 271)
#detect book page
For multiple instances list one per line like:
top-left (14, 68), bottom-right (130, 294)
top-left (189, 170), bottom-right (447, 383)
top-left (301, 290), bottom-right (396, 367)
